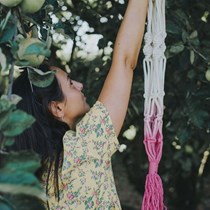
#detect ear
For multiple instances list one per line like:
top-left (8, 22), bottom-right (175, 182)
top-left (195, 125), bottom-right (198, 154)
top-left (49, 101), bottom-right (64, 119)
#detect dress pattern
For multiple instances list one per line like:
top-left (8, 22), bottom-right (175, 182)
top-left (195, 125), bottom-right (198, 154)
top-left (43, 101), bottom-right (121, 210)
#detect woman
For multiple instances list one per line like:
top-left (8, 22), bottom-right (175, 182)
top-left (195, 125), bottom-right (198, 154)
top-left (12, 0), bottom-right (148, 209)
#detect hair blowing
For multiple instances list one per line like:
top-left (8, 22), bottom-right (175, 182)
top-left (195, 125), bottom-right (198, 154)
top-left (11, 64), bottom-right (69, 200)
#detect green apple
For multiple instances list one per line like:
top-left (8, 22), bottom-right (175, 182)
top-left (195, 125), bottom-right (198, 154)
top-left (0, 0), bottom-right (22, 7)
top-left (21, 0), bottom-right (45, 14)
top-left (16, 38), bottom-right (45, 67)
top-left (205, 69), bottom-right (210, 82)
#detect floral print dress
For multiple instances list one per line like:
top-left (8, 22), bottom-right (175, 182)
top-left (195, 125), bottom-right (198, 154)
top-left (43, 101), bottom-right (122, 210)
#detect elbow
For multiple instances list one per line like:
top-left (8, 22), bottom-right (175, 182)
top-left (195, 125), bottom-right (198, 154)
top-left (125, 56), bottom-right (138, 71)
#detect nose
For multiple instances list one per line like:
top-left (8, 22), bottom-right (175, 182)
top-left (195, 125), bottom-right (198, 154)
top-left (72, 80), bottom-right (83, 91)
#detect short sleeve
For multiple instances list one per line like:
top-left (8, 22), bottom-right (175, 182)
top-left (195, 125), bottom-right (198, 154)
top-left (61, 101), bottom-right (119, 176)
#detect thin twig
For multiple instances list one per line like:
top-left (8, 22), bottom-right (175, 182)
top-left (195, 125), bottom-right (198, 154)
top-left (188, 45), bottom-right (209, 63)
top-left (7, 62), bottom-right (14, 100)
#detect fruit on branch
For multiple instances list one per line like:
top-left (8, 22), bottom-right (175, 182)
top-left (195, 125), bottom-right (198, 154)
top-left (16, 38), bottom-right (46, 67)
top-left (20, 0), bottom-right (45, 14)
top-left (205, 69), bottom-right (210, 82)
top-left (0, 0), bottom-right (23, 7)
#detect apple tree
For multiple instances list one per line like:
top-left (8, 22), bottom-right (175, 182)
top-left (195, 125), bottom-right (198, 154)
top-left (0, 0), bottom-right (56, 209)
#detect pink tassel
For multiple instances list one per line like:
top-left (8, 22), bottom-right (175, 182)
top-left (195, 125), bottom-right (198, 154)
top-left (141, 173), bottom-right (166, 210)
top-left (141, 138), bottom-right (167, 210)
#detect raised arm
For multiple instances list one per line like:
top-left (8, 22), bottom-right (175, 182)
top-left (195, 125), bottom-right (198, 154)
top-left (98, 0), bottom-right (148, 136)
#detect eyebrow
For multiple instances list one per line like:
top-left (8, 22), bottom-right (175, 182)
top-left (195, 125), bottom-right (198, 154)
top-left (67, 73), bottom-right (71, 80)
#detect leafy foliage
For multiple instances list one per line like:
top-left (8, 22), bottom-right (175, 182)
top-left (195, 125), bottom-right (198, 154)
top-left (27, 67), bottom-right (55, 88)
top-left (0, 97), bottom-right (35, 138)
top-left (0, 0), bottom-right (210, 209)
top-left (0, 1), bottom-right (51, 209)
top-left (0, 151), bottom-right (45, 204)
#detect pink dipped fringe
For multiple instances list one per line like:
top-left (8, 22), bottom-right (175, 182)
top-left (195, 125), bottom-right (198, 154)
top-left (142, 0), bottom-right (167, 207)
top-left (141, 118), bottom-right (166, 210)
top-left (141, 173), bottom-right (166, 210)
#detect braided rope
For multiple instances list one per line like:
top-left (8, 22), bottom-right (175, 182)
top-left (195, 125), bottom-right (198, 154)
top-left (141, 0), bottom-right (167, 209)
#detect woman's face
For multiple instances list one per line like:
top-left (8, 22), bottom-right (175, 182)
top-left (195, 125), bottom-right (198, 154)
top-left (51, 66), bottom-right (90, 127)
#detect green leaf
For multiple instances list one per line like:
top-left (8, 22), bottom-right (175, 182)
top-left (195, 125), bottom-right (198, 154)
top-left (189, 37), bottom-right (200, 47)
top-left (4, 138), bottom-right (14, 147)
top-left (190, 50), bottom-right (195, 65)
top-left (0, 153), bottom-right (45, 202)
top-left (0, 48), bottom-right (7, 72)
top-left (0, 99), bottom-right (15, 130)
top-left (23, 42), bottom-right (51, 57)
top-left (0, 170), bottom-right (40, 187)
top-left (1, 95), bottom-right (22, 105)
top-left (10, 41), bottom-right (19, 60)
top-left (182, 30), bottom-right (189, 43)
top-left (174, 9), bottom-right (189, 25)
top-left (0, 98), bottom-right (15, 113)
top-left (27, 67), bottom-right (56, 88)
top-left (0, 152), bottom-right (41, 173)
top-left (0, 197), bottom-right (14, 210)
top-left (14, 60), bottom-right (31, 66)
top-left (166, 21), bottom-right (182, 35)
top-left (0, 151), bottom-right (46, 207)
top-left (0, 11), bottom-right (12, 32)
top-left (177, 127), bottom-right (191, 143)
top-left (2, 110), bottom-right (35, 137)
top-left (46, 36), bottom-right (52, 49)
top-left (0, 14), bottom-right (17, 44)
top-left (189, 30), bottom-right (198, 39)
top-left (169, 42), bottom-right (185, 54)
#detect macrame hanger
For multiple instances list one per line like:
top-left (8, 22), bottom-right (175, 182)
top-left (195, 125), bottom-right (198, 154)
top-left (141, 0), bottom-right (167, 209)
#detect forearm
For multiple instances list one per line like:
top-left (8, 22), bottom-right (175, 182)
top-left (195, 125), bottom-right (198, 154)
top-left (98, 0), bottom-right (148, 135)
top-left (112, 0), bottom-right (148, 69)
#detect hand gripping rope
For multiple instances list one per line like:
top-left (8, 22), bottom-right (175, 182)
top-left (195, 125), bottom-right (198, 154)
top-left (141, 0), bottom-right (167, 209)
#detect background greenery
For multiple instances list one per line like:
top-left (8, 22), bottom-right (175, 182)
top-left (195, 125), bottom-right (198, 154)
top-left (0, 0), bottom-right (210, 209)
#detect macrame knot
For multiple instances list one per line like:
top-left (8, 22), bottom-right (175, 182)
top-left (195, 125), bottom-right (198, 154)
top-left (144, 137), bottom-right (156, 143)
top-left (143, 32), bottom-right (153, 59)
top-left (153, 32), bottom-right (167, 58)
top-left (156, 114), bottom-right (164, 122)
top-left (149, 161), bottom-right (159, 174)
top-left (144, 115), bottom-right (152, 123)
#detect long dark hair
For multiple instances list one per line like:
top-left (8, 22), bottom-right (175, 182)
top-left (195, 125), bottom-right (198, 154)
top-left (11, 64), bottom-right (69, 200)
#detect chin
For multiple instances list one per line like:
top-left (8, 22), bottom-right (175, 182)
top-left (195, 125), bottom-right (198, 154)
top-left (85, 103), bottom-right (90, 112)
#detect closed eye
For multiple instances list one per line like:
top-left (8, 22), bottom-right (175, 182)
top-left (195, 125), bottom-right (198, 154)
top-left (67, 74), bottom-right (73, 85)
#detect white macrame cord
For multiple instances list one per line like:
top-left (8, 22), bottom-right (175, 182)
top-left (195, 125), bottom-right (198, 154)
top-left (141, 0), bottom-right (167, 209)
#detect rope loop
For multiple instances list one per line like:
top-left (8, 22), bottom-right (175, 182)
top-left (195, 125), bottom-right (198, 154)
top-left (144, 137), bottom-right (163, 144)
